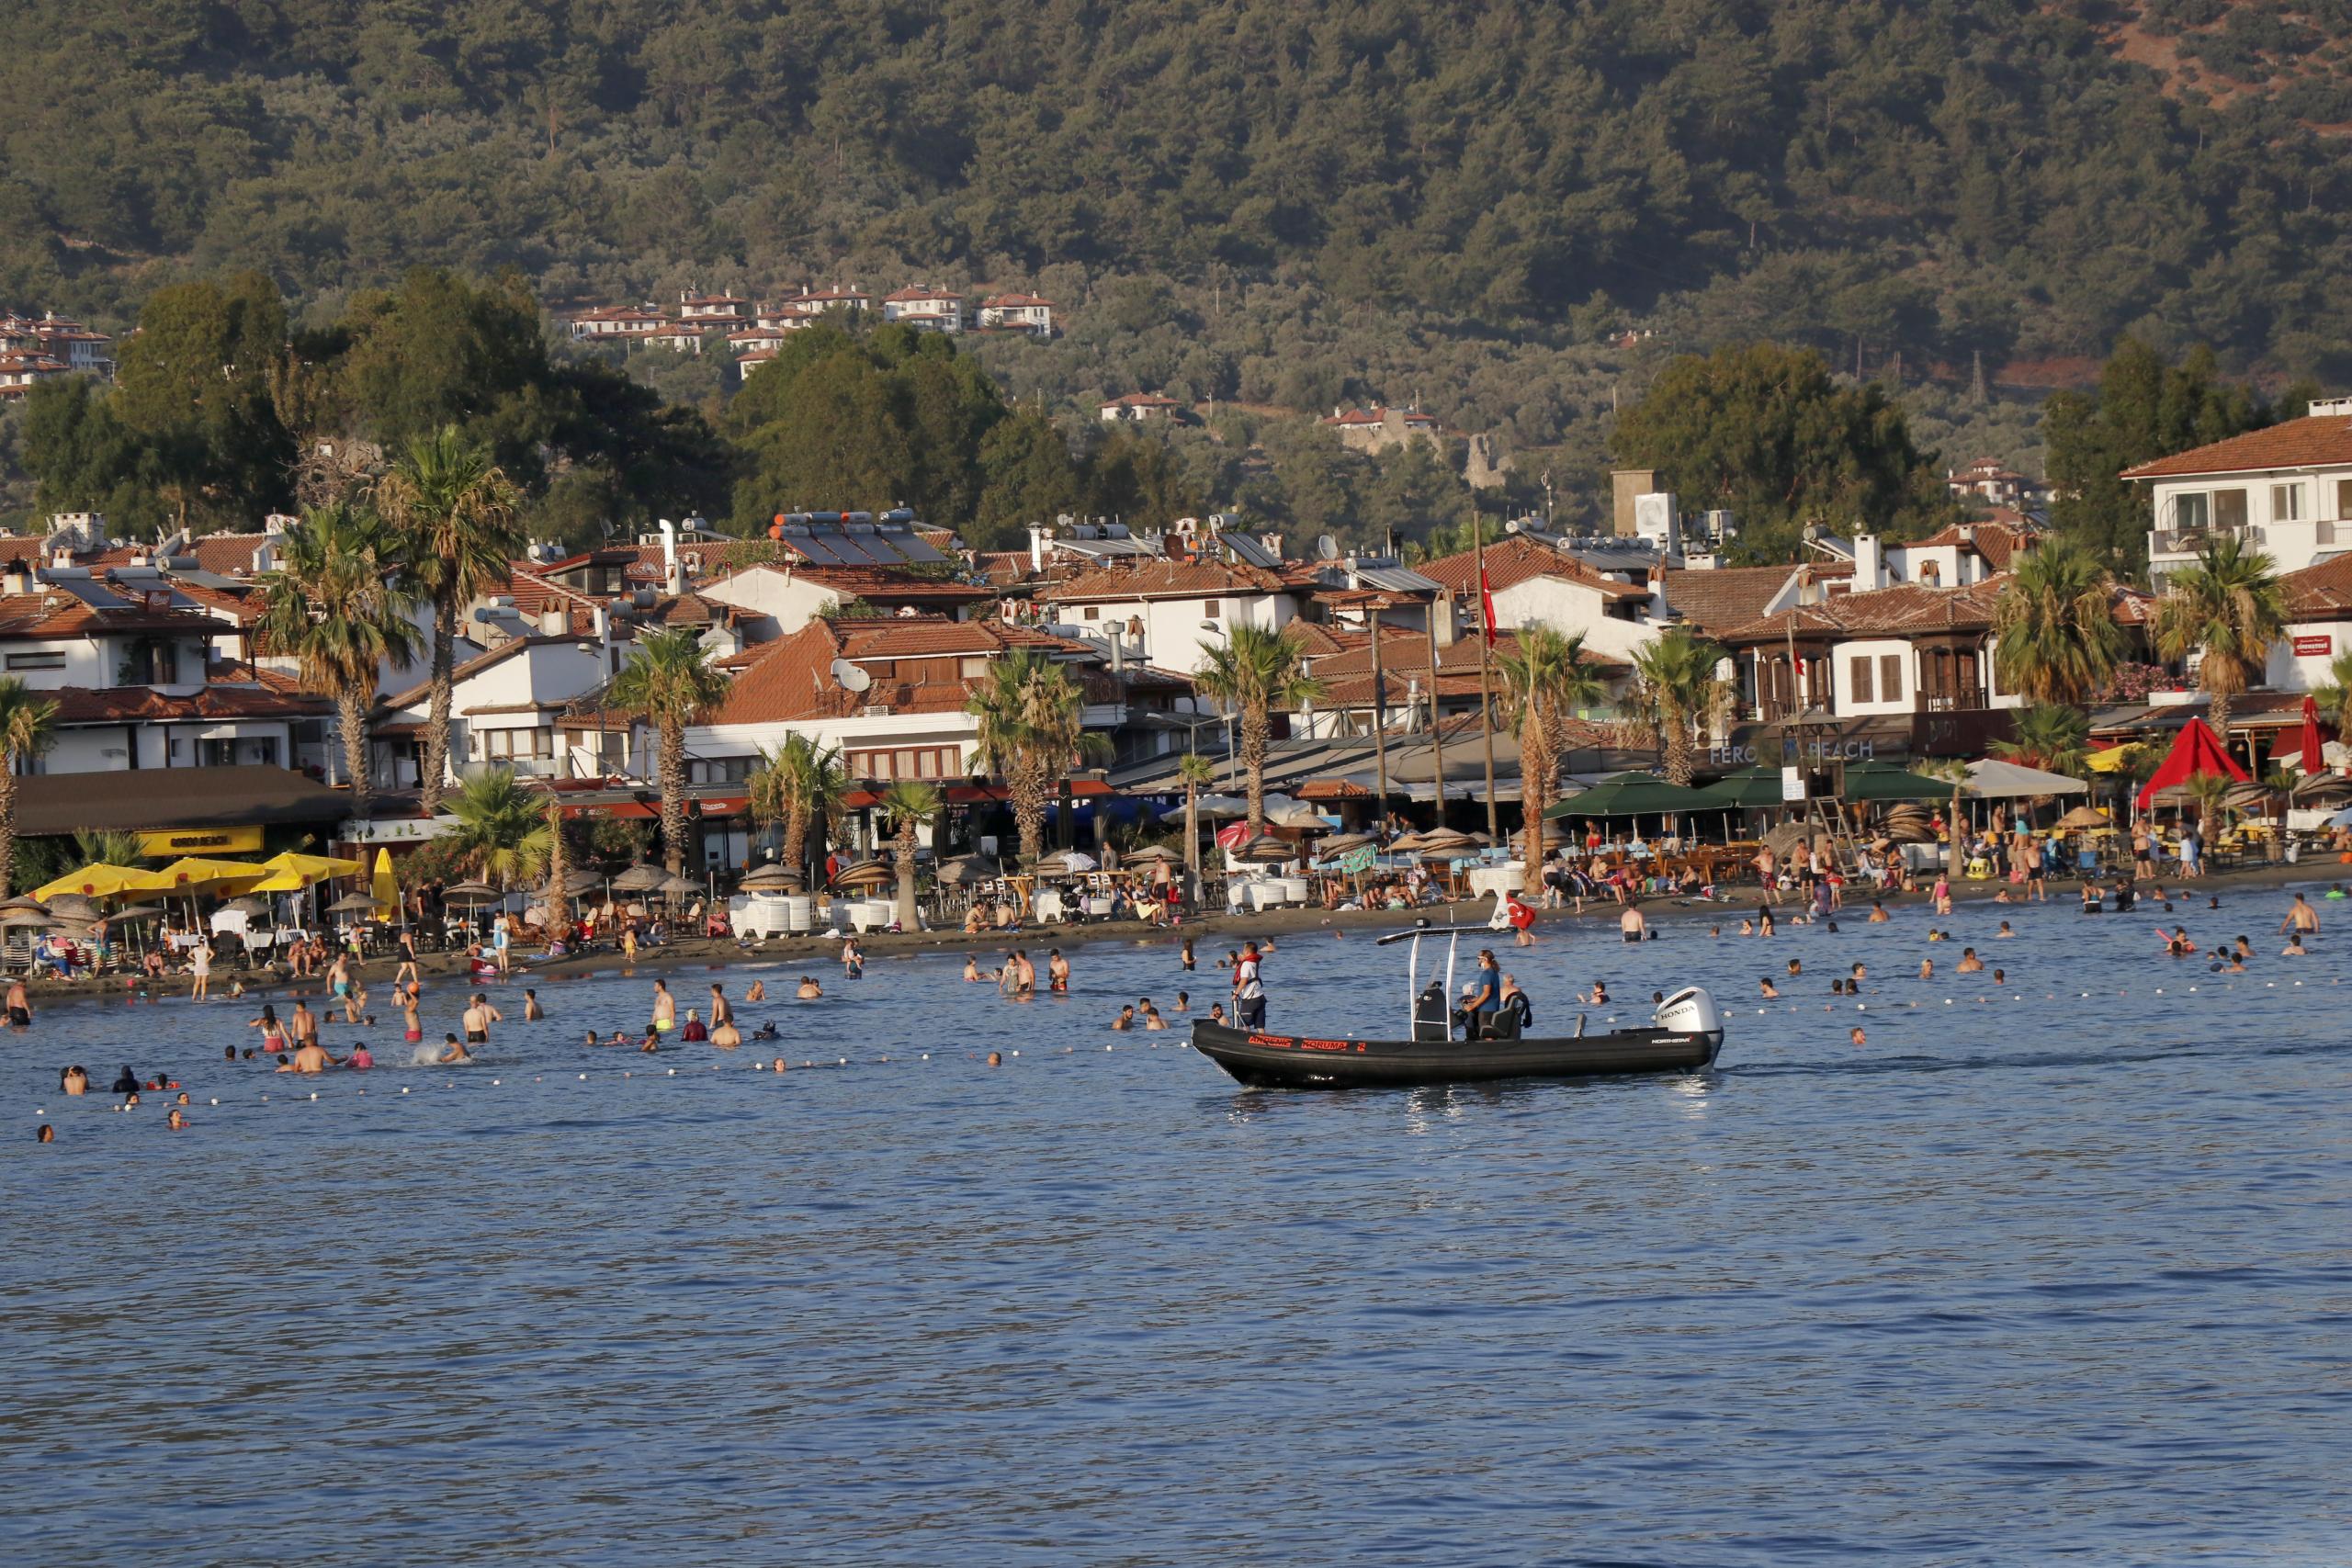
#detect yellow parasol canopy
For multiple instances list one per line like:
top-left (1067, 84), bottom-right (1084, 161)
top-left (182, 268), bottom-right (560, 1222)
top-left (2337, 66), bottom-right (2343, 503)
top-left (247, 868), bottom-right (311, 894)
top-left (370, 848), bottom-right (398, 913)
top-left (151, 856), bottom-right (272, 893)
top-left (2085, 744), bottom-right (2134, 774)
top-left (32, 863), bottom-right (173, 902)
top-left (261, 851), bottom-right (366, 882)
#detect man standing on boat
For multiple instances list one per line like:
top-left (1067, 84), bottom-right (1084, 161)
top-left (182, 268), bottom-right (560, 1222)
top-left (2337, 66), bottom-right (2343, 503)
top-left (1232, 941), bottom-right (1267, 1029)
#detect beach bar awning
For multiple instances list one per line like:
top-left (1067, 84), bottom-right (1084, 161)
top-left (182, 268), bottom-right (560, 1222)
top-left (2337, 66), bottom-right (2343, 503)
top-left (1541, 773), bottom-right (1710, 818)
top-left (1963, 759), bottom-right (2089, 798)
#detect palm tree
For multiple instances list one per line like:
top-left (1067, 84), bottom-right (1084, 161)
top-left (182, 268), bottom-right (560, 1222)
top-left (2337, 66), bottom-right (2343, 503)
top-left (2151, 536), bottom-right (2287, 757)
top-left (1493, 624), bottom-right (1608, 870)
top-left (1628, 626), bottom-right (1730, 786)
top-left (1928, 757), bottom-right (1974, 874)
top-left (748, 734), bottom-right (848, 880)
top-left (541, 794), bottom-right (572, 925)
top-left (254, 502), bottom-right (422, 820)
top-left (0, 678), bottom-right (57, 897)
top-left (878, 779), bottom-right (941, 931)
top-left (446, 768), bottom-right (552, 888)
top-left (608, 628), bottom-right (731, 874)
top-left (1991, 540), bottom-right (2126, 705)
top-left (966, 649), bottom-right (1106, 863)
top-left (1194, 625), bottom-right (1324, 834)
top-left (2311, 649), bottom-right (2352, 745)
top-left (1991, 703), bottom-right (2092, 779)
top-left (373, 425), bottom-right (524, 818)
top-left (1177, 751), bottom-right (1216, 886)
top-left (72, 829), bottom-right (144, 869)
top-left (2184, 770), bottom-right (2233, 852)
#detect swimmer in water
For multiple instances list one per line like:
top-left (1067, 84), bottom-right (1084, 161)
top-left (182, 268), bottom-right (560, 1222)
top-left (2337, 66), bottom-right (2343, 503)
top-left (524, 988), bottom-right (544, 1021)
top-left (1786, 958), bottom-right (1803, 976)
top-left (963, 955), bottom-right (985, 982)
top-left (1918, 958), bottom-right (1934, 980)
top-left (166, 1107), bottom-right (187, 1130)
top-left (1143, 1003), bottom-right (1166, 1030)
top-left (1758, 977), bottom-right (1780, 998)
top-left (1173, 991), bottom-right (1189, 1012)
top-left (1991, 969), bottom-right (2006, 986)
top-left (1182, 938), bottom-right (1196, 972)
top-left (1996, 920), bottom-right (2014, 938)
top-left (752, 1021), bottom-right (779, 1042)
top-left (2283, 931), bottom-right (2308, 956)
top-left (1868, 902), bottom-right (1890, 923)
top-left (583, 1031), bottom-right (600, 1048)
top-left (1738, 919), bottom-right (1755, 936)
top-left (1956, 947), bottom-right (1984, 974)
top-left (745, 979), bottom-right (765, 1003)
top-left (1580, 978), bottom-right (1609, 1006)
top-left (37, 1122), bottom-right (54, 1142)
top-left (1849, 1026), bottom-right (1867, 1047)
top-left (2163, 926), bottom-right (2196, 955)
top-left (1112, 1005), bottom-right (1135, 1030)
top-left (461, 993), bottom-right (503, 1047)
top-left (439, 1032), bottom-right (474, 1065)
top-left (1047, 950), bottom-right (1070, 993)
top-left (796, 976), bottom-right (822, 999)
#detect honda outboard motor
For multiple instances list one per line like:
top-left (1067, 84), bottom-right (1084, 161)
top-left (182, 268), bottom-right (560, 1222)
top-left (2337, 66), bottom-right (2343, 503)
top-left (1652, 987), bottom-right (1726, 1065)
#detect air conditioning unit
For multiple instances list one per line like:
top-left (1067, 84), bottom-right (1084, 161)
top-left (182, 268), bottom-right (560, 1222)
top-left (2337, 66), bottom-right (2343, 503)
top-left (860, 703), bottom-right (892, 717)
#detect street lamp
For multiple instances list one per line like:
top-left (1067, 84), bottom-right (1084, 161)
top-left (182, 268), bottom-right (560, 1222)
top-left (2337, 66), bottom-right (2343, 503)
top-left (1200, 619), bottom-right (1237, 789)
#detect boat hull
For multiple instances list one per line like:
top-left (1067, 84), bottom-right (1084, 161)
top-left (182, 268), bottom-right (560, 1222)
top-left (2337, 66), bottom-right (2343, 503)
top-left (1187, 1018), bottom-right (1724, 1089)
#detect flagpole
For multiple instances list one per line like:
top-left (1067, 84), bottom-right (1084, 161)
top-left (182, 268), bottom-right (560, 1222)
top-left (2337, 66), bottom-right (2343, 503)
top-left (1473, 515), bottom-right (1499, 840)
top-left (1425, 596), bottom-right (1448, 823)
top-left (1368, 596), bottom-right (1392, 830)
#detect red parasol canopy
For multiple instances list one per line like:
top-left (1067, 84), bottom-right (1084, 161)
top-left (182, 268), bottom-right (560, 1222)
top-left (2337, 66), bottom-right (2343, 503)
top-left (2136, 717), bottom-right (2249, 809)
top-left (1215, 821), bottom-right (1250, 850)
top-left (2269, 694), bottom-right (2326, 773)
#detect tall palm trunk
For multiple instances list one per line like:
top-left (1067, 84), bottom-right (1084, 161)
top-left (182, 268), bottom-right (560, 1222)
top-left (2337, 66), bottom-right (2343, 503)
top-left (1011, 757), bottom-right (1048, 863)
top-left (1240, 704), bottom-right (1271, 834)
top-left (783, 807), bottom-right (809, 877)
top-left (545, 795), bottom-right (570, 928)
top-left (658, 718), bottom-right (689, 874)
top-left (1520, 703), bottom-right (1552, 872)
top-left (1661, 710), bottom-right (1695, 787)
top-left (0, 764), bottom-right (17, 897)
top-left (336, 689), bottom-right (374, 820)
top-left (420, 596), bottom-right (458, 816)
top-left (895, 821), bottom-right (918, 931)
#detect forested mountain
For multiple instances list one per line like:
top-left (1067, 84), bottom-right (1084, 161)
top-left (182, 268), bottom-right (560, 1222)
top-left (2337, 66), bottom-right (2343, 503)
top-left (2, 1), bottom-right (2346, 552)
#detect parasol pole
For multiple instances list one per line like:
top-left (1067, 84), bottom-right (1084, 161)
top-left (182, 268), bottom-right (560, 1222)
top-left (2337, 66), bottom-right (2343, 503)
top-left (1473, 514), bottom-right (1498, 840)
top-left (1368, 598), bottom-right (1392, 827)
top-left (1425, 603), bottom-right (1448, 825)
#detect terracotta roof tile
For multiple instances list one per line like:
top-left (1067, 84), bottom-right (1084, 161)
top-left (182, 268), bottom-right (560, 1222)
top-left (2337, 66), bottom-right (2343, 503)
top-left (1721, 578), bottom-right (2010, 642)
top-left (2120, 414), bottom-right (2352, 479)
top-left (2284, 554), bottom-right (2352, 617)
top-left (1414, 536), bottom-right (1649, 600)
top-left (1038, 558), bottom-right (1288, 602)
top-left (1657, 565), bottom-right (1799, 635)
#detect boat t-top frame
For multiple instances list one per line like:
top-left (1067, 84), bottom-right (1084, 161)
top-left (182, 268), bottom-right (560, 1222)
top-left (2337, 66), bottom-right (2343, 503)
top-left (1375, 915), bottom-right (1511, 1037)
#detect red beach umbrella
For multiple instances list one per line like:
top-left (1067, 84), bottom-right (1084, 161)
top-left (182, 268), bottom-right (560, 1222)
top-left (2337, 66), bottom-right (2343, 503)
top-left (2135, 717), bottom-right (2249, 810)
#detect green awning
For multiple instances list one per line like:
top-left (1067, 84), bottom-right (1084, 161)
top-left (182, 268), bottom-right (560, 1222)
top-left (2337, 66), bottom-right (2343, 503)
top-left (1542, 771), bottom-right (1713, 819)
top-left (1690, 764), bottom-right (1789, 808)
top-left (1839, 759), bottom-right (1951, 802)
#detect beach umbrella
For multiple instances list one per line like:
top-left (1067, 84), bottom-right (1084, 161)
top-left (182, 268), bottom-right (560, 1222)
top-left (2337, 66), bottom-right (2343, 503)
top-left (2135, 717), bottom-right (2247, 810)
top-left (32, 863), bottom-right (170, 902)
top-left (933, 856), bottom-right (991, 886)
top-left (2278, 694), bottom-right (2326, 774)
top-left (325, 892), bottom-right (381, 915)
top-left (610, 863), bottom-right (667, 893)
top-left (1539, 773), bottom-right (1709, 818)
top-left (443, 881), bottom-right (502, 907)
top-left (1840, 760), bottom-right (1951, 803)
top-left (1214, 821), bottom-right (1251, 852)
top-left (833, 860), bottom-right (894, 888)
top-left (739, 863), bottom-right (805, 891)
top-left (261, 851), bottom-right (365, 882)
top-left (1690, 764), bottom-right (1789, 809)
top-left (223, 895), bottom-right (271, 918)
top-left (371, 849), bottom-right (401, 917)
top-left (45, 893), bottom-right (101, 923)
top-left (654, 872), bottom-right (703, 897)
top-left (1415, 827), bottom-right (1480, 851)
top-left (1233, 834), bottom-right (1294, 863)
top-left (1262, 799), bottom-right (1328, 830)
top-left (1122, 843), bottom-right (1181, 864)
top-left (1317, 832), bottom-right (1376, 855)
top-left (0, 908), bottom-right (60, 928)
top-left (1385, 830), bottom-right (1427, 853)
top-left (2054, 805), bottom-right (2112, 831)
top-left (153, 857), bottom-right (271, 894)
top-left (107, 903), bottom-right (166, 921)
top-left (1035, 849), bottom-right (1098, 874)
top-left (554, 869), bottom-right (603, 896)
top-left (1962, 759), bottom-right (2088, 799)
top-left (0, 894), bottom-right (46, 914)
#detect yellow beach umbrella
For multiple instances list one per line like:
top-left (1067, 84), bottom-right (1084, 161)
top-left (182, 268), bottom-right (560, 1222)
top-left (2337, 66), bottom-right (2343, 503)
top-left (248, 868), bottom-right (311, 894)
top-left (371, 849), bottom-right (399, 914)
top-left (2085, 745), bottom-right (2133, 774)
top-left (32, 863), bottom-right (172, 902)
top-left (261, 851), bottom-right (366, 882)
top-left (152, 857), bottom-right (271, 893)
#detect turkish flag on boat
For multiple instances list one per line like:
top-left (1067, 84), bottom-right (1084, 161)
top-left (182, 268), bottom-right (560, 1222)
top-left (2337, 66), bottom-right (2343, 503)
top-left (1478, 563), bottom-right (1498, 646)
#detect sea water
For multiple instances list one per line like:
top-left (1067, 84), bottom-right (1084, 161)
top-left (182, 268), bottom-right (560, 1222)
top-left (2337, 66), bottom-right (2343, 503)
top-left (2, 891), bottom-right (2346, 1565)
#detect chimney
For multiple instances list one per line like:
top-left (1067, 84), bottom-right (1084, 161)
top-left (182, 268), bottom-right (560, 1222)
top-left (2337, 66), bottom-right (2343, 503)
top-left (658, 516), bottom-right (683, 595)
top-left (591, 604), bottom-right (610, 644)
top-left (1028, 522), bottom-right (1047, 573)
top-left (1853, 533), bottom-right (1883, 592)
top-left (538, 605), bottom-right (569, 637)
top-left (1647, 561), bottom-right (1671, 622)
top-left (1, 559), bottom-right (26, 595)
top-left (1433, 590), bottom-right (1458, 648)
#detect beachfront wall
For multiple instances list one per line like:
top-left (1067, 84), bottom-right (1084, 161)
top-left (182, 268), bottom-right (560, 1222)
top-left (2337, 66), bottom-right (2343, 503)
top-left (2266, 620), bottom-right (2344, 694)
top-left (686, 710), bottom-right (980, 787)
top-left (41, 716), bottom-right (299, 773)
top-left (1485, 574), bottom-right (1657, 661)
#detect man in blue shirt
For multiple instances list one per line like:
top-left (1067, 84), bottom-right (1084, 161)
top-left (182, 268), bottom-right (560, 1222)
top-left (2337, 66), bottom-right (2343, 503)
top-left (1464, 948), bottom-right (1502, 1038)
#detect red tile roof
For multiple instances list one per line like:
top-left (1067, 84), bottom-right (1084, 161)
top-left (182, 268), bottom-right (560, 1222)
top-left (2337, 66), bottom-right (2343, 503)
top-left (88, 532), bottom-right (280, 578)
top-left (1721, 578), bottom-right (2010, 642)
top-left (0, 591), bottom-right (225, 640)
top-left (2119, 414), bottom-right (2352, 479)
top-left (713, 617), bottom-right (1101, 726)
top-left (1038, 558), bottom-right (1288, 603)
top-left (2283, 554), bottom-right (2352, 617)
top-left (1657, 565), bottom-right (1797, 635)
top-left (1907, 519), bottom-right (2042, 570)
top-left (1415, 535), bottom-right (1649, 601)
top-left (49, 682), bottom-right (324, 724)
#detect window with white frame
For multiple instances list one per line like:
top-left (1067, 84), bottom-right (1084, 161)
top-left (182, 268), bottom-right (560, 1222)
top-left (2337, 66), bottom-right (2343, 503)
top-left (2272, 483), bottom-right (2305, 522)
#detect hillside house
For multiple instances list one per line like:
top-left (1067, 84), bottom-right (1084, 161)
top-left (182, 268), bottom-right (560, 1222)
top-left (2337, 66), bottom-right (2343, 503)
top-left (1945, 457), bottom-right (2048, 510)
top-left (1100, 392), bottom-right (1182, 423)
top-left (976, 293), bottom-right (1057, 337)
top-left (568, 305), bottom-right (668, 341)
top-left (882, 287), bottom-right (964, 333)
top-left (676, 292), bottom-right (749, 324)
top-left (2124, 399), bottom-right (2352, 585)
top-left (0, 352), bottom-right (68, 396)
top-left (1320, 404), bottom-right (1442, 457)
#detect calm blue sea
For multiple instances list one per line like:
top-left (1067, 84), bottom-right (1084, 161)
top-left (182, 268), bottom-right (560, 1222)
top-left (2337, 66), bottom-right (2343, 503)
top-left (4, 888), bottom-right (2348, 1565)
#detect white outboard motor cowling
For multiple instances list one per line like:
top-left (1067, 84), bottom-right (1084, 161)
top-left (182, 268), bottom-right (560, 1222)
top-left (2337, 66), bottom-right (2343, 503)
top-left (1653, 986), bottom-right (1724, 1043)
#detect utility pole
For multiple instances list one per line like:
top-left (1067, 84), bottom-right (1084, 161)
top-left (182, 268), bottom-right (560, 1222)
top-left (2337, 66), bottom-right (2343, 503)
top-left (1472, 515), bottom-right (1498, 839)
top-left (1425, 596), bottom-right (1448, 823)
top-left (1368, 598), bottom-right (1392, 822)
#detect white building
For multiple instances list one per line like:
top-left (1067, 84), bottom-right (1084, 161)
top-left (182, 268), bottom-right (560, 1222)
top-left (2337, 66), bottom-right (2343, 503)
top-left (1035, 558), bottom-right (1298, 673)
top-left (2124, 399), bottom-right (2352, 586)
top-left (1100, 392), bottom-right (1182, 423)
top-left (567, 305), bottom-right (668, 341)
top-left (882, 286), bottom-right (963, 333)
top-left (976, 292), bottom-right (1057, 337)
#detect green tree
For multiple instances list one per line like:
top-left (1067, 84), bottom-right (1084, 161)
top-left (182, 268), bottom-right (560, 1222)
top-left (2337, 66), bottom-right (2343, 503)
top-left (2150, 536), bottom-right (2288, 747)
top-left (972, 410), bottom-right (1084, 550)
top-left (1612, 342), bottom-right (1953, 562)
top-left (608, 628), bottom-right (729, 874)
top-left (747, 734), bottom-right (847, 879)
top-left (373, 425), bottom-right (525, 818)
top-left (0, 678), bottom-right (57, 897)
top-left (447, 768), bottom-right (553, 889)
top-left (1495, 626), bottom-right (1608, 868)
top-left (252, 502), bottom-right (423, 820)
top-left (1991, 704), bottom-right (2092, 779)
top-left (1177, 750), bottom-right (1216, 887)
top-left (334, 268), bottom-right (557, 474)
top-left (1194, 625), bottom-right (1325, 835)
top-left (965, 649), bottom-right (1102, 863)
top-left (1628, 626), bottom-right (1731, 787)
top-left (877, 778), bottom-right (940, 931)
top-left (1991, 540), bottom-right (2126, 705)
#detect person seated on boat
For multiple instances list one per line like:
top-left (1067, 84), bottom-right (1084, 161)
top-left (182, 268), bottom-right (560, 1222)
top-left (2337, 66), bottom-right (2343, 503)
top-left (1490, 976), bottom-right (1532, 1040)
top-left (1461, 949), bottom-right (1502, 1038)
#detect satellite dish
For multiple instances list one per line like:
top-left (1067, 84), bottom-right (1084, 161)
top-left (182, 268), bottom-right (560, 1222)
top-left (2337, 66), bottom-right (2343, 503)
top-left (829, 658), bottom-right (873, 694)
top-left (1316, 534), bottom-right (1340, 561)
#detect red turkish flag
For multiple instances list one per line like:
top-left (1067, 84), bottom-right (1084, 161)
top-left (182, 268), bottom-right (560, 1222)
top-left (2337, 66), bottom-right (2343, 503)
top-left (1478, 564), bottom-right (1498, 646)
